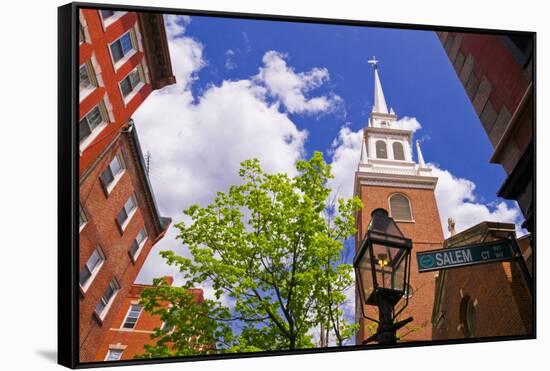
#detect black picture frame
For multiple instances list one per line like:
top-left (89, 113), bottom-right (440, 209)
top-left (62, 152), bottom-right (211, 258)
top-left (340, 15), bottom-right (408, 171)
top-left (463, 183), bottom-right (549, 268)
top-left (58, 2), bottom-right (536, 368)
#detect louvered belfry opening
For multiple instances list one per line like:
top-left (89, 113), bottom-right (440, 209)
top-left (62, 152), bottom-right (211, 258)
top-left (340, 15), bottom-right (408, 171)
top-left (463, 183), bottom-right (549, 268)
top-left (376, 140), bottom-right (388, 159)
top-left (393, 142), bottom-right (405, 160)
top-left (389, 194), bottom-right (412, 221)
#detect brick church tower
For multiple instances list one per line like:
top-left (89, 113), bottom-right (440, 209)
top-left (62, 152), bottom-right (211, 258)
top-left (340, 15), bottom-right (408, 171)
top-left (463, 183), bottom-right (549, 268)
top-left (355, 58), bottom-right (444, 344)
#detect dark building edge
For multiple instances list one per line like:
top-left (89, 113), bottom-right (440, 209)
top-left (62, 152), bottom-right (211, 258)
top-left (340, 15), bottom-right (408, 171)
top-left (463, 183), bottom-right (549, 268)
top-left (58, 3), bottom-right (79, 369)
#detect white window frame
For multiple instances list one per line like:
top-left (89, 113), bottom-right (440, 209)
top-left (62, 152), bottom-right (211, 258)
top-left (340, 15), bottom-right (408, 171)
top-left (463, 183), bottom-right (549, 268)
top-left (105, 349), bottom-right (124, 361)
top-left (79, 247), bottom-right (105, 293)
top-left (117, 195), bottom-right (138, 232)
top-left (79, 101), bottom-right (109, 152)
top-left (121, 304), bottom-right (143, 329)
top-left (99, 10), bottom-right (127, 30)
top-left (100, 153), bottom-right (126, 195)
top-left (95, 278), bottom-right (120, 320)
top-left (129, 226), bottom-right (148, 262)
top-left (118, 64), bottom-right (146, 106)
top-left (108, 29), bottom-right (138, 71)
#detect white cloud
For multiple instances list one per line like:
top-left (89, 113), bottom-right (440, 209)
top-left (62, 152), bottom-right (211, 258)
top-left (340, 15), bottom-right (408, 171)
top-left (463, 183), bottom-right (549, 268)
top-left (135, 19), bottom-right (350, 285)
top-left (327, 126), bottom-right (363, 202)
top-left (255, 51), bottom-right (342, 115)
top-left (394, 116), bottom-right (422, 132)
top-left (163, 14), bottom-right (191, 39)
top-left (431, 165), bottom-right (524, 237)
top-left (224, 49), bottom-right (237, 70)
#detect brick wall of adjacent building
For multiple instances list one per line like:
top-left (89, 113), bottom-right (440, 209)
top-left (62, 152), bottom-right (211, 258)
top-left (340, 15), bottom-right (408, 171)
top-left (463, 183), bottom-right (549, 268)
top-left (432, 223), bottom-right (533, 340)
top-left (78, 8), bottom-right (175, 363)
top-left (95, 279), bottom-right (205, 361)
top-left (79, 124), bottom-right (169, 362)
top-left (436, 31), bottom-right (534, 233)
top-left (355, 184), bottom-right (444, 343)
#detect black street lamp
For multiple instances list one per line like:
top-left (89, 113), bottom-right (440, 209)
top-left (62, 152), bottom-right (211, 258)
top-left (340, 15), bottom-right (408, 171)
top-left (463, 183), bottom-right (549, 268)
top-left (354, 208), bottom-right (413, 345)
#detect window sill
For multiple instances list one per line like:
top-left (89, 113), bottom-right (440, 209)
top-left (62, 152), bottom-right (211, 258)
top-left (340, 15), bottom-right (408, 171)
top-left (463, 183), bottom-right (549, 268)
top-left (113, 49), bottom-right (137, 72)
top-left (101, 11), bottom-right (127, 30)
top-left (122, 82), bottom-right (145, 107)
top-left (118, 208), bottom-right (137, 234)
top-left (94, 292), bottom-right (118, 325)
top-left (79, 86), bottom-right (96, 103)
top-left (129, 238), bottom-right (148, 263)
top-left (79, 261), bottom-right (105, 295)
top-left (80, 121), bottom-right (108, 153)
top-left (103, 170), bottom-right (126, 197)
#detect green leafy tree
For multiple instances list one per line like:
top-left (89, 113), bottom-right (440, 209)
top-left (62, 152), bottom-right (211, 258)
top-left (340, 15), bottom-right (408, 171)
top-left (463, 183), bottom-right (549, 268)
top-left (141, 152), bottom-right (362, 355)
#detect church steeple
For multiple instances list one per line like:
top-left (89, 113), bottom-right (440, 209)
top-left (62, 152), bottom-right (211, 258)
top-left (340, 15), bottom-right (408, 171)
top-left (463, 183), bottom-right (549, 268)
top-left (368, 56), bottom-right (389, 114)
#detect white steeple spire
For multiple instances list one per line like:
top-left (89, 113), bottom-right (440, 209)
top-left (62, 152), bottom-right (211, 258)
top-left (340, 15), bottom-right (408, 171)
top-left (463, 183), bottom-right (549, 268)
top-left (416, 140), bottom-right (426, 168)
top-left (368, 56), bottom-right (389, 114)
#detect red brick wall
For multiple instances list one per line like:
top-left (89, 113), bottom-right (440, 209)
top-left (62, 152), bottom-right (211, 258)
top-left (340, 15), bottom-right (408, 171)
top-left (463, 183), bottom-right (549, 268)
top-left (355, 184), bottom-right (444, 343)
top-left (79, 9), bottom-right (153, 175)
top-left (79, 132), bottom-right (166, 362)
top-left (432, 260), bottom-right (532, 340)
top-left (436, 32), bottom-right (532, 173)
top-left (96, 283), bottom-right (205, 361)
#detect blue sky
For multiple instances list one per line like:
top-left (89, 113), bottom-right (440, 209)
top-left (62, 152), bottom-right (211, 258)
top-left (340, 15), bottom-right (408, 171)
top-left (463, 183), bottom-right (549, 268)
top-left (134, 14), bottom-right (524, 338)
top-left (183, 15), bottom-right (506, 202)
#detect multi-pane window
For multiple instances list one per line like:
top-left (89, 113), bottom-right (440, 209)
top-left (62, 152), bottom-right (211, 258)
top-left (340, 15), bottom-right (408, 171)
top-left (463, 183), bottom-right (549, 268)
top-left (105, 349), bottom-right (123, 361)
top-left (110, 32), bottom-right (135, 64)
top-left (120, 68), bottom-right (142, 98)
top-left (122, 304), bottom-right (142, 329)
top-left (79, 204), bottom-right (87, 230)
top-left (389, 194), bottom-right (412, 221)
top-left (129, 227), bottom-right (148, 259)
top-left (117, 195), bottom-right (137, 228)
top-left (96, 279), bottom-right (120, 318)
top-left (79, 63), bottom-right (97, 97)
top-left (79, 247), bottom-right (104, 288)
top-left (79, 105), bottom-right (104, 143)
top-left (100, 154), bottom-right (125, 191)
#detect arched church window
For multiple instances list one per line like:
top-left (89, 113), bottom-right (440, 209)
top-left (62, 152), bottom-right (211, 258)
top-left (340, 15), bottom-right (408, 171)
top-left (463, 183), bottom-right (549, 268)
top-left (393, 142), bottom-right (405, 161)
top-left (375, 140), bottom-right (387, 159)
top-left (389, 193), bottom-right (412, 221)
top-left (459, 295), bottom-right (476, 338)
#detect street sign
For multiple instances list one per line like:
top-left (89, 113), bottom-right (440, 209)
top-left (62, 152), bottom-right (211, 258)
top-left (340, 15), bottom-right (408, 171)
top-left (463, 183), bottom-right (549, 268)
top-left (416, 239), bottom-right (518, 273)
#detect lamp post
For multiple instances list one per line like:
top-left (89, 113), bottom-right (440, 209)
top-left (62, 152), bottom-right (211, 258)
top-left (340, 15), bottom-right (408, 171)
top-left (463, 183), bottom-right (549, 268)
top-left (354, 208), bottom-right (413, 345)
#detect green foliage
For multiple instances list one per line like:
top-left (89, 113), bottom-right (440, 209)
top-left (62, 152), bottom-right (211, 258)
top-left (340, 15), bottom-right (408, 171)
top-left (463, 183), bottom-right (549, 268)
top-left (140, 152), bottom-right (362, 356)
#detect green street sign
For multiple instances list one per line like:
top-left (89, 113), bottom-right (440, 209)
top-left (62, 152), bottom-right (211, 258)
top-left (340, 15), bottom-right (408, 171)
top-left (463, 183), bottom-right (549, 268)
top-left (416, 239), bottom-right (518, 272)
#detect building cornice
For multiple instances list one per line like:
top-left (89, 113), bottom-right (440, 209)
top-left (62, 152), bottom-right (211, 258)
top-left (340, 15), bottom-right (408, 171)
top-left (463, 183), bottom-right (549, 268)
top-left (354, 169), bottom-right (438, 193)
top-left (364, 126), bottom-right (413, 139)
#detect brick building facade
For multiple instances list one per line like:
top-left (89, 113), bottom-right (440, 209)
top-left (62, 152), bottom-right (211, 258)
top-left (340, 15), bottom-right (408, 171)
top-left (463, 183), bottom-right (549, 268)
top-left (431, 222), bottom-right (533, 340)
top-left (79, 9), bottom-right (175, 175)
top-left (79, 122), bottom-right (171, 361)
top-left (354, 60), bottom-right (444, 344)
top-left (78, 8), bottom-right (176, 362)
top-left (436, 31), bottom-right (534, 234)
top-left (95, 277), bottom-right (205, 361)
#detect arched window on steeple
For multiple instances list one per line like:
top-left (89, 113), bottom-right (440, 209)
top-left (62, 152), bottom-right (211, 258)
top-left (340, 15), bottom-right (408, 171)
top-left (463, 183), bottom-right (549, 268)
top-left (389, 193), bottom-right (413, 221)
top-left (393, 142), bottom-right (405, 161)
top-left (375, 140), bottom-right (387, 159)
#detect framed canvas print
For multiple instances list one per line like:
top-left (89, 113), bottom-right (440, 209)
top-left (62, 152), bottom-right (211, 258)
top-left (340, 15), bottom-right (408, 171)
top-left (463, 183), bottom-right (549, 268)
top-left (58, 2), bottom-right (535, 368)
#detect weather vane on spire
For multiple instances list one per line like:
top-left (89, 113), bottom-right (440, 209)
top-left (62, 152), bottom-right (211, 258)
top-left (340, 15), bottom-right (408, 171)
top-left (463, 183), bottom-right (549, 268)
top-left (367, 56), bottom-right (379, 69)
